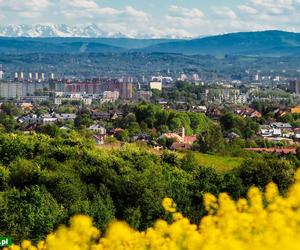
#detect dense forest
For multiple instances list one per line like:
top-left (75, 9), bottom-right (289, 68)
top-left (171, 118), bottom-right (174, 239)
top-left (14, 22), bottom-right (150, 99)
top-left (1, 53), bottom-right (300, 79)
top-left (0, 130), bottom-right (297, 243)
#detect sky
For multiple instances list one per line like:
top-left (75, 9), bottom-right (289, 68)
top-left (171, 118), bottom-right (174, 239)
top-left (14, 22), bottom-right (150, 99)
top-left (0, 0), bottom-right (300, 37)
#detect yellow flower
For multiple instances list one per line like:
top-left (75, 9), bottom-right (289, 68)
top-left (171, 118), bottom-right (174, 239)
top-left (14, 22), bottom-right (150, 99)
top-left (11, 168), bottom-right (300, 250)
top-left (162, 197), bottom-right (177, 213)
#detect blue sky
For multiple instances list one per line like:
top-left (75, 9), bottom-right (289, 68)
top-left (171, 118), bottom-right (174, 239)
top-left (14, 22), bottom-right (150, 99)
top-left (0, 0), bottom-right (299, 37)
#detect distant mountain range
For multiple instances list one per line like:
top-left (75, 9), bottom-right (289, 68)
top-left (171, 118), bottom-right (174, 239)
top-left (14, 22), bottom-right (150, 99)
top-left (143, 30), bottom-right (300, 56)
top-left (0, 24), bottom-right (187, 39)
top-left (1, 30), bottom-right (300, 56)
top-left (0, 24), bottom-right (131, 38)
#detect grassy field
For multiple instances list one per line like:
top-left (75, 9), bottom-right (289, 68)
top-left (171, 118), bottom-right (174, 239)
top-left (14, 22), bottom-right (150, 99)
top-left (97, 142), bottom-right (244, 173)
top-left (189, 153), bottom-right (244, 173)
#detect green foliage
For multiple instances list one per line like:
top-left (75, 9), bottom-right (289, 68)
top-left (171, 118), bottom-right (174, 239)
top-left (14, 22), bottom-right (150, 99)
top-left (74, 110), bottom-right (93, 129)
top-left (38, 124), bottom-right (61, 138)
top-left (195, 123), bottom-right (225, 154)
top-left (220, 112), bottom-right (259, 139)
top-left (0, 165), bottom-right (9, 190)
top-left (1, 102), bottom-right (22, 116)
top-left (0, 132), bottom-right (296, 242)
top-left (162, 151), bottom-right (180, 166)
top-left (0, 185), bottom-right (65, 242)
top-left (238, 158), bottom-right (295, 193)
top-left (9, 159), bottom-right (41, 188)
top-left (117, 103), bottom-right (209, 136)
top-left (0, 113), bottom-right (18, 132)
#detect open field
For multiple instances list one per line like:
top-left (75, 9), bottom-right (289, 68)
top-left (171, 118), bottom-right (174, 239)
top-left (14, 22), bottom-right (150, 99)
top-left (97, 143), bottom-right (244, 173)
top-left (183, 152), bottom-right (244, 173)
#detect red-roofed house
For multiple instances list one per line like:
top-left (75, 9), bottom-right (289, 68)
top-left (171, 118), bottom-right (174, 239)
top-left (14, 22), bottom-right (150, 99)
top-left (161, 127), bottom-right (197, 151)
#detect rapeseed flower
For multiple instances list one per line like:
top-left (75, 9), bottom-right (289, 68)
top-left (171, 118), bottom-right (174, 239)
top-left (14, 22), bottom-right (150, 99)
top-left (8, 169), bottom-right (300, 250)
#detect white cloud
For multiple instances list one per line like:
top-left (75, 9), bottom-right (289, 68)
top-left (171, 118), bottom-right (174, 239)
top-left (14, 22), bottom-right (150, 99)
top-left (1, 1), bottom-right (300, 38)
top-left (237, 5), bottom-right (258, 14)
top-left (66, 0), bottom-right (98, 9)
top-left (0, 0), bottom-right (50, 20)
top-left (123, 6), bottom-right (149, 19)
top-left (0, 0), bottom-right (50, 11)
top-left (169, 5), bottom-right (204, 18)
top-left (213, 7), bottom-right (237, 19)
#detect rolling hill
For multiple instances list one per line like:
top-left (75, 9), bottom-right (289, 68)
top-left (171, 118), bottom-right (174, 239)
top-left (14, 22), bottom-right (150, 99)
top-left (141, 30), bottom-right (300, 56)
top-left (1, 30), bottom-right (300, 56)
top-left (0, 38), bottom-right (126, 54)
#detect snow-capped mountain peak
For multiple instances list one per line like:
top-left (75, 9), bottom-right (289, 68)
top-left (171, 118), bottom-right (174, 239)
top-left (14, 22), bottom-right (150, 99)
top-left (0, 24), bottom-right (130, 38)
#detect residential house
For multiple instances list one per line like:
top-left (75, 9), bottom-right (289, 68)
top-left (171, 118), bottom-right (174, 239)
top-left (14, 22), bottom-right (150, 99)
top-left (109, 128), bottom-right (124, 136)
top-left (236, 107), bottom-right (262, 118)
top-left (270, 122), bottom-right (293, 130)
top-left (226, 132), bottom-right (240, 142)
top-left (92, 111), bottom-right (124, 121)
top-left (88, 124), bottom-right (106, 134)
top-left (133, 133), bottom-right (151, 142)
top-left (294, 128), bottom-right (300, 142)
top-left (92, 112), bottom-right (111, 120)
top-left (291, 107), bottom-right (300, 114)
top-left (193, 106), bottom-right (207, 113)
top-left (161, 127), bottom-right (197, 151)
top-left (260, 127), bottom-right (282, 138)
top-left (18, 114), bottom-right (37, 124)
top-left (89, 125), bottom-right (107, 145)
top-left (20, 103), bottom-right (33, 112)
top-left (55, 113), bottom-right (77, 122)
top-left (93, 134), bottom-right (106, 145)
top-left (37, 114), bottom-right (58, 125)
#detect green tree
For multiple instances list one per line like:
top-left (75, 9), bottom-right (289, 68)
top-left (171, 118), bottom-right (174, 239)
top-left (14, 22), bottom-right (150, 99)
top-left (9, 159), bottom-right (41, 189)
top-left (0, 186), bottom-right (65, 242)
top-left (196, 123), bottom-right (225, 154)
top-left (238, 158), bottom-right (294, 193)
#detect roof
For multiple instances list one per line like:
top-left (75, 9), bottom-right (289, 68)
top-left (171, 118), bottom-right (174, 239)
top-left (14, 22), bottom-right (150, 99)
top-left (261, 128), bottom-right (281, 136)
top-left (270, 122), bottom-right (292, 129)
top-left (245, 148), bottom-right (296, 154)
top-left (184, 136), bottom-right (197, 144)
top-left (55, 114), bottom-right (76, 119)
top-left (291, 107), bottom-right (300, 114)
top-left (111, 128), bottom-right (124, 133)
top-left (161, 133), bottom-right (183, 142)
top-left (89, 124), bottom-right (106, 130)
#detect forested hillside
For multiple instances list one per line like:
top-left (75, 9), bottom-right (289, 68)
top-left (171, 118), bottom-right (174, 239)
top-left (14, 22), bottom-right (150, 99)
top-left (0, 132), bottom-right (297, 243)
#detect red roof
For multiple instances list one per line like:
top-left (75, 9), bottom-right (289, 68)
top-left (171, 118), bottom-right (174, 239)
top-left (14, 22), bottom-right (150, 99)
top-left (245, 148), bottom-right (296, 154)
top-left (184, 136), bottom-right (197, 144)
top-left (112, 128), bottom-right (124, 133)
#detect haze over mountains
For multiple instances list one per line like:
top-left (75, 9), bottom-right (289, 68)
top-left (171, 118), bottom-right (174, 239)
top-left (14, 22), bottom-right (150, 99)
top-left (1, 29), bottom-right (300, 57)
